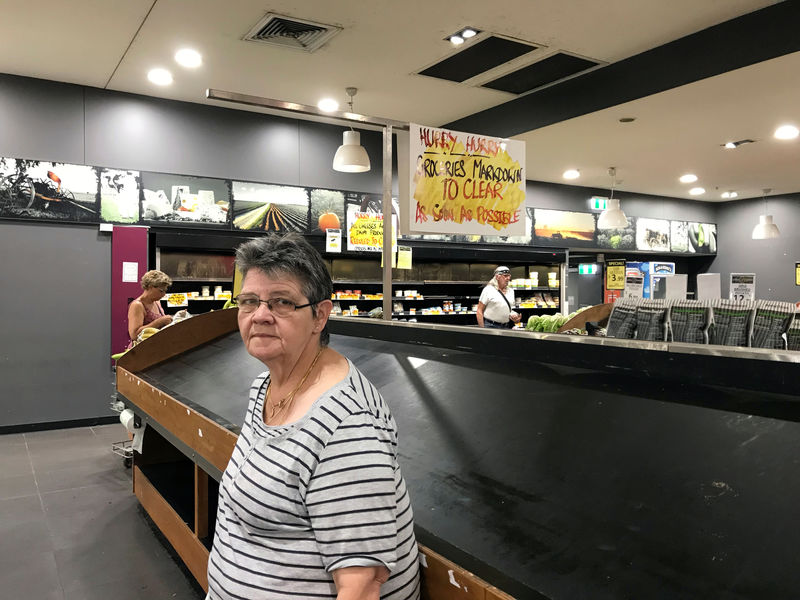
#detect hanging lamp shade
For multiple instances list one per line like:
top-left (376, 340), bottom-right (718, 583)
top-left (751, 214), bottom-right (780, 239)
top-left (333, 130), bottom-right (370, 173)
top-left (597, 198), bottom-right (628, 229)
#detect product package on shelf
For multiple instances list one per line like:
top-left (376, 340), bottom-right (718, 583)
top-left (708, 299), bottom-right (756, 347)
top-left (669, 300), bottom-right (711, 344)
top-left (751, 300), bottom-right (795, 350)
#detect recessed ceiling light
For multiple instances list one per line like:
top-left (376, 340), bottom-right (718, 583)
top-left (317, 98), bottom-right (339, 112)
top-left (689, 187), bottom-right (705, 196)
top-left (774, 124), bottom-right (799, 140)
top-left (147, 68), bottom-right (173, 86)
top-left (679, 174), bottom-right (698, 184)
top-left (562, 169), bottom-right (580, 180)
top-left (174, 48), bottom-right (202, 68)
top-left (724, 142), bottom-right (736, 149)
top-left (721, 191), bottom-right (738, 199)
top-left (450, 35), bottom-right (464, 45)
top-left (462, 28), bottom-right (477, 38)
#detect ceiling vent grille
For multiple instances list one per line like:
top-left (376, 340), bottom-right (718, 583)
top-left (243, 13), bottom-right (341, 52)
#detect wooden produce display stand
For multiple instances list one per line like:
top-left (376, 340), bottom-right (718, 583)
top-left (556, 302), bottom-right (613, 333)
top-left (116, 309), bottom-right (515, 600)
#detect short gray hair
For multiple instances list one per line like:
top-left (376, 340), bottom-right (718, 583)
top-left (235, 233), bottom-right (333, 345)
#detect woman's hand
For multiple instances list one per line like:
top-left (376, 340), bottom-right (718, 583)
top-left (333, 565), bottom-right (389, 600)
top-left (152, 314), bottom-right (173, 329)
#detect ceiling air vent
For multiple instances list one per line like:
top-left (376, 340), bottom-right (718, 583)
top-left (243, 13), bottom-right (341, 52)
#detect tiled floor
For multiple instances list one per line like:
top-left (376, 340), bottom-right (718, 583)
top-left (0, 424), bottom-right (205, 600)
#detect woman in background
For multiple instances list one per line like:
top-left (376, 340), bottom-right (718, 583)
top-left (206, 233), bottom-right (419, 600)
top-left (126, 269), bottom-right (173, 348)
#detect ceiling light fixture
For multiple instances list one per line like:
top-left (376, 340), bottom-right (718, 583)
top-left (332, 87), bottom-right (370, 173)
top-left (721, 191), bottom-right (738, 199)
top-left (462, 28), bottom-right (477, 38)
top-left (446, 27), bottom-right (481, 45)
top-left (562, 169), bottom-right (580, 180)
top-left (450, 35), bottom-right (464, 45)
top-left (724, 142), bottom-right (736, 149)
top-left (679, 174), bottom-right (697, 184)
top-left (689, 187), bottom-right (705, 196)
top-left (597, 167), bottom-right (628, 229)
top-left (317, 98), bottom-right (339, 112)
top-left (752, 188), bottom-right (780, 239)
top-left (774, 124), bottom-right (799, 140)
top-left (147, 68), bottom-right (173, 86)
top-left (174, 48), bottom-right (202, 68)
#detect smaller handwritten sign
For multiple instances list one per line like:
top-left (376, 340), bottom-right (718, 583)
top-left (729, 273), bottom-right (755, 302)
top-left (326, 229), bottom-right (342, 253)
top-left (346, 206), bottom-right (397, 252)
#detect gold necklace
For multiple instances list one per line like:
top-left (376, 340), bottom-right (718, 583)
top-left (264, 346), bottom-right (325, 424)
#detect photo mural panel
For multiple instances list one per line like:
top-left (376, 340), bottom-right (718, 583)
top-left (99, 169), bottom-right (141, 223)
top-left (140, 172), bottom-right (230, 226)
top-left (635, 218), bottom-right (671, 252)
top-left (309, 188), bottom-right (345, 234)
top-left (231, 182), bottom-right (309, 232)
top-left (533, 208), bottom-right (597, 247)
top-left (596, 216), bottom-right (635, 250)
top-left (688, 222), bottom-right (717, 254)
top-left (0, 158), bottom-right (99, 223)
top-left (670, 221), bottom-right (689, 253)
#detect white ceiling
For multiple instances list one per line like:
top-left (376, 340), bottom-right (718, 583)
top-left (1, 0), bottom-right (796, 201)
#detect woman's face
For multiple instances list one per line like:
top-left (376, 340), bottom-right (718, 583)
top-left (237, 269), bottom-right (329, 365)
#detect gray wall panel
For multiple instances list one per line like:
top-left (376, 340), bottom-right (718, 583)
top-left (0, 223), bottom-right (112, 427)
top-left (710, 194), bottom-right (800, 300)
top-left (84, 89), bottom-right (301, 184)
top-left (0, 75), bottom-right (85, 164)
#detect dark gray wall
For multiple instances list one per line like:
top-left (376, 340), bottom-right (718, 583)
top-left (710, 194), bottom-right (800, 301)
top-left (0, 223), bottom-right (112, 427)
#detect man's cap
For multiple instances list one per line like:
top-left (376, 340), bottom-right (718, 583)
top-left (494, 266), bottom-right (511, 275)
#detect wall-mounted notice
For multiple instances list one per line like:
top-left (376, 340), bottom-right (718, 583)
top-left (408, 123), bottom-right (525, 236)
top-left (796, 262), bottom-right (800, 286)
top-left (325, 229), bottom-right (342, 253)
top-left (606, 260), bottom-right (626, 290)
top-left (729, 273), bottom-right (756, 301)
top-left (397, 246), bottom-right (412, 270)
top-left (122, 261), bottom-right (138, 283)
top-left (347, 205), bottom-right (397, 252)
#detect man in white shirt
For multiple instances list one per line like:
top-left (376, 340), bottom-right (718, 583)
top-left (476, 266), bottom-right (521, 328)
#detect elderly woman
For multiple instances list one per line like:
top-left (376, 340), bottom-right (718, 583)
top-left (126, 269), bottom-right (173, 347)
top-left (476, 266), bottom-right (520, 329)
top-left (206, 233), bottom-right (420, 600)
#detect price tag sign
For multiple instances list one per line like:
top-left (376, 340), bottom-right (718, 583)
top-left (729, 273), bottom-right (755, 301)
top-left (796, 262), bottom-right (800, 286)
top-left (606, 260), bottom-right (626, 290)
top-left (624, 274), bottom-right (644, 298)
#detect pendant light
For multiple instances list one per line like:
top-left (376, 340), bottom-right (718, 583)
top-left (332, 87), bottom-right (370, 173)
top-left (751, 188), bottom-right (780, 239)
top-left (597, 167), bottom-right (628, 229)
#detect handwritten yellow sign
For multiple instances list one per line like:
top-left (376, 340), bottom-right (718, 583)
top-left (606, 260), bottom-right (626, 290)
top-left (347, 206), bottom-right (397, 252)
top-left (409, 124), bottom-right (526, 236)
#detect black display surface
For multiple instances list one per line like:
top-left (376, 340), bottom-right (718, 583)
top-left (140, 329), bottom-right (800, 600)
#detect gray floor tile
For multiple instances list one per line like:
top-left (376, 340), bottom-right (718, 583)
top-left (24, 427), bottom-right (96, 443)
top-left (26, 437), bottom-right (112, 471)
top-left (0, 550), bottom-right (64, 600)
top-left (0, 443), bottom-right (33, 477)
top-left (0, 471), bottom-right (38, 500)
top-left (36, 459), bottom-right (131, 494)
top-left (0, 495), bottom-right (54, 559)
top-left (0, 432), bottom-right (26, 447)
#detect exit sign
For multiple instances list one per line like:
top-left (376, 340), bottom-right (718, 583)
top-left (589, 196), bottom-right (608, 211)
top-left (579, 263), bottom-right (598, 275)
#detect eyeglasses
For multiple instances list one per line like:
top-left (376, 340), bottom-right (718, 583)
top-left (234, 294), bottom-right (320, 317)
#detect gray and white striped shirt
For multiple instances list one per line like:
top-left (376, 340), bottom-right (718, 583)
top-left (207, 359), bottom-right (420, 600)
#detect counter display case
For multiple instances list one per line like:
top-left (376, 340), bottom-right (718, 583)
top-left (117, 311), bottom-right (800, 600)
